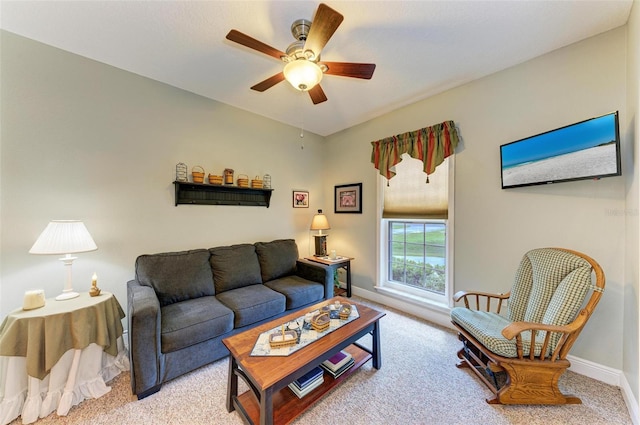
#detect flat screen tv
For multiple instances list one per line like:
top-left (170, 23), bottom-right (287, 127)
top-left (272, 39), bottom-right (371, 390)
top-left (500, 111), bottom-right (621, 189)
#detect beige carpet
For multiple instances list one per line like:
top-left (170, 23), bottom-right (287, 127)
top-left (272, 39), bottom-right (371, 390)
top-left (11, 298), bottom-right (632, 425)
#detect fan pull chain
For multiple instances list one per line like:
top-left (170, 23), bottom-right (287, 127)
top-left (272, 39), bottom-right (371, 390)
top-left (299, 92), bottom-right (305, 148)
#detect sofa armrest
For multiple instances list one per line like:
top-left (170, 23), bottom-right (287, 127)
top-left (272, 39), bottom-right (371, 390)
top-left (127, 279), bottom-right (162, 397)
top-left (296, 259), bottom-right (333, 300)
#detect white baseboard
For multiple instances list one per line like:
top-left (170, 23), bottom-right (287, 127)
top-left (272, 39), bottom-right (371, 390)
top-left (619, 373), bottom-right (640, 425)
top-left (567, 354), bottom-right (621, 386)
top-left (352, 286), bottom-right (638, 424)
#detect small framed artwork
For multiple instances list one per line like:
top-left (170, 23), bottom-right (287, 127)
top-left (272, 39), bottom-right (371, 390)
top-left (293, 190), bottom-right (309, 208)
top-left (335, 183), bottom-right (362, 214)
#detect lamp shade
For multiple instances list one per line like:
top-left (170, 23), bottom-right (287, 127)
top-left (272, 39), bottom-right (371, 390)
top-left (283, 59), bottom-right (323, 91)
top-left (29, 220), bottom-right (97, 254)
top-left (310, 210), bottom-right (330, 231)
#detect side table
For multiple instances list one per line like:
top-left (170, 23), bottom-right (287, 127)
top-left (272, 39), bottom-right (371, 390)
top-left (304, 256), bottom-right (353, 297)
top-left (0, 291), bottom-right (128, 425)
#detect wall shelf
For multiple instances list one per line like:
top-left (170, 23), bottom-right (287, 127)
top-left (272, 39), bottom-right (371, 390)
top-left (173, 181), bottom-right (273, 207)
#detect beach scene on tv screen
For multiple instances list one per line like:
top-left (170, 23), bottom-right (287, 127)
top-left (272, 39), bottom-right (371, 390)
top-left (501, 114), bottom-right (618, 188)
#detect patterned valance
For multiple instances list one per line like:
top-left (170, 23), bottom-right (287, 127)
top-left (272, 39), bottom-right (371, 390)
top-left (371, 120), bottom-right (459, 182)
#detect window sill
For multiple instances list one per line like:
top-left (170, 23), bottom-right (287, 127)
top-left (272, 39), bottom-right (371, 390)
top-left (374, 285), bottom-right (451, 315)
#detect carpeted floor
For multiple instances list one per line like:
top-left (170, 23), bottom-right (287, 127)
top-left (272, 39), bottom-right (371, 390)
top-left (11, 298), bottom-right (632, 425)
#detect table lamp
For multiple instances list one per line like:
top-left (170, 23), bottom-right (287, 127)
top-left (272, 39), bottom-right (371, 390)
top-left (310, 209), bottom-right (330, 257)
top-left (29, 220), bottom-right (98, 300)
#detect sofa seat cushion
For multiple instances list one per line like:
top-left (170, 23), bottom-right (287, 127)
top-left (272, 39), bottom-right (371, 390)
top-left (160, 296), bottom-right (234, 353)
top-left (450, 308), bottom-right (546, 358)
top-left (264, 275), bottom-right (324, 309)
top-left (216, 284), bottom-right (286, 328)
top-left (254, 239), bottom-right (298, 282)
top-left (136, 249), bottom-right (215, 307)
top-left (209, 244), bottom-right (262, 293)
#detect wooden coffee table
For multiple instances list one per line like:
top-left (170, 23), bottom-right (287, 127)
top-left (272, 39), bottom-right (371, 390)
top-left (223, 297), bottom-right (385, 425)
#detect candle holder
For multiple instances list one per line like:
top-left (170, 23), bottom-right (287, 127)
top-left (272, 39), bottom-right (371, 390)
top-left (89, 273), bottom-right (101, 297)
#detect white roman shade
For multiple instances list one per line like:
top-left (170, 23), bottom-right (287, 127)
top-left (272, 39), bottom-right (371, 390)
top-left (383, 155), bottom-right (449, 219)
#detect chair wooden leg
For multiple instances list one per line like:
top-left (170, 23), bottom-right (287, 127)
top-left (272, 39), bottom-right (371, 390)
top-left (492, 360), bottom-right (581, 405)
top-left (456, 348), bottom-right (471, 368)
top-left (455, 333), bottom-right (581, 405)
top-left (456, 346), bottom-right (501, 396)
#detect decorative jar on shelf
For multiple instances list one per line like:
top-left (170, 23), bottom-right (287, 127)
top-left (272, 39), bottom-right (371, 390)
top-left (192, 166), bottom-right (205, 183)
top-left (224, 168), bottom-right (234, 185)
top-left (176, 163), bottom-right (188, 182)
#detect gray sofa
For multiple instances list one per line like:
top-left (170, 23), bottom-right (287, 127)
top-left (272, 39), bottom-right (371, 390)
top-left (127, 239), bottom-right (332, 399)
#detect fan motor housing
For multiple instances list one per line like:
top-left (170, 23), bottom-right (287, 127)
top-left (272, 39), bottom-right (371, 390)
top-left (291, 19), bottom-right (311, 41)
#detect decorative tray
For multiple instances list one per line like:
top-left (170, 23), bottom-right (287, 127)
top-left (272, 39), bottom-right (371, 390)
top-left (251, 304), bottom-right (360, 357)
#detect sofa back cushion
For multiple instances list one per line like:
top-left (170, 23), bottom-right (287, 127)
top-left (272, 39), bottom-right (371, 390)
top-left (135, 249), bottom-right (214, 307)
top-left (209, 244), bottom-right (262, 293)
top-left (254, 239), bottom-right (298, 282)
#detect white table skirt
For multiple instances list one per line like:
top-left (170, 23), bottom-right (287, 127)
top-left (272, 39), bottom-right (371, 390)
top-left (0, 337), bottom-right (129, 425)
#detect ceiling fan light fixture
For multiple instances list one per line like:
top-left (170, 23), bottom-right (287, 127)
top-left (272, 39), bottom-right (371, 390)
top-left (283, 59), bottom-right (323, 91)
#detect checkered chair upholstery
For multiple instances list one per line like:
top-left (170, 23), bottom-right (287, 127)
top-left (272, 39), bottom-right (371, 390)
top-left (449, 247), bottom-right (605, 405)
top-left (451, 248), bottom-right (594, 358)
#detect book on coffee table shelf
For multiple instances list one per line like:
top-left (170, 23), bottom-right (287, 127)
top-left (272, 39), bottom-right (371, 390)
top-left (288, 367), bottom-right (325, 399)
top-left (320, 350), bottom-right (355, 379)
top-left (291, 366), bottom-right (324, 391)
top-left (322, 350), bottom-right (353, 372)
top-left (288, 376), bottom-right (324, 398)
top-left (321, 358), bottom-right (355, 379)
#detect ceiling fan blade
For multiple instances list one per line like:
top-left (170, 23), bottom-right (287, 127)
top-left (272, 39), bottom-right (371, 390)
top-left (304, 4), bottom-right (344, 59)
top-left (308, 84), bottom-right (328, 105)
top-left (226, 29), bottom-right (286, 61)
top-left (250, 72), bottom-right (285, 92)
top-left (321, 62), bottom-right (376, 79)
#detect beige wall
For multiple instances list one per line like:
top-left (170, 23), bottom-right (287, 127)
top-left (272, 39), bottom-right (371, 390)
top-left (0, 31), bottom-right (326, 315)
top-left (0, 18), bottom-right (637, 396)
top-left (325, 27), bottom-right (628, 370)
top-left (624, 0), bottom-right (640, 405)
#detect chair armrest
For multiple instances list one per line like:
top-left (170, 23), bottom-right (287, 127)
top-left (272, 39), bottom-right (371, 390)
top-left (501, 321), bottom-right (574, 340)
top-left (296, 259), bottom-right (333, 300)
top-left (127, 279), bottom-right (161, 396)
top-left (453, 290), bottom-right (510, 314)
top-left (501, 315), bottom-right (585, 361)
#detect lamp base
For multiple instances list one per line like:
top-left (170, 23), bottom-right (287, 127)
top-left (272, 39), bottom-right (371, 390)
top-left (56, 291), bottom-right (80, 301)
top-left (313, 235), bottom-right (328, 257)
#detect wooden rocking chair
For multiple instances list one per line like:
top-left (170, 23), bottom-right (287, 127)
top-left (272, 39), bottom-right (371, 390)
top-left (450, 248), bottom-right (605, 405)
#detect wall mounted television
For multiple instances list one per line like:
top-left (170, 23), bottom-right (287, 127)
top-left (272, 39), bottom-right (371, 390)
top-left (500, 111), bottom-right (621, 189)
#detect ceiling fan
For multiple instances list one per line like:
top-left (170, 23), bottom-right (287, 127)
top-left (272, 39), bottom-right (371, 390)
top-left (226, 3), bottom-right (376, 105)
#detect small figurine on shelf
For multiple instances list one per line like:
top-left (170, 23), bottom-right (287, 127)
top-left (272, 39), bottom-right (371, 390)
top-left (90, 272), bottom-right (101, 297)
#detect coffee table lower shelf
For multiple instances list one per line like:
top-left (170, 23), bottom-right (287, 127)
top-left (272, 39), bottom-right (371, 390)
top-left (233, 344), bottom-right (370, 425)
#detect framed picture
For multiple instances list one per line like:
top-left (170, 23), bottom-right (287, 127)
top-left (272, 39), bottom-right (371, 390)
top-left (335, 183), bottom-right (362, 214)
top-left (292, 190), bottom-right (309, 208)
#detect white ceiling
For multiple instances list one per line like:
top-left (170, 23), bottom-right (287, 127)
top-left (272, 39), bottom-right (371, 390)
top-left (0, 1), bottom-right (633, 136)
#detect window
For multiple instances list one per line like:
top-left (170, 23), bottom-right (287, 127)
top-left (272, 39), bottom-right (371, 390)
top-left (377, 155), bottom-right (453, 305)
top-left (388, 221), bottom-right (447, 295)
